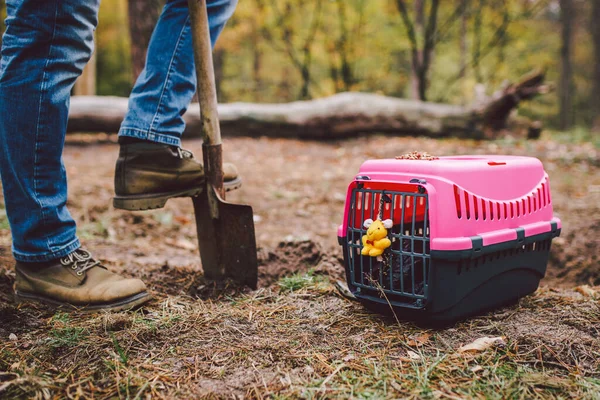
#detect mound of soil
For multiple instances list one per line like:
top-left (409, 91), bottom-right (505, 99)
top-left (257, 240), bottom-right (344, 287)
top-left (185, 240), bottom-right (344, 299)
top-left (547, 219), bottom-right (599, 286)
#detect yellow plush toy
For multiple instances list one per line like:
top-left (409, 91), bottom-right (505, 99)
top-left (361, 218), bottom-right (393, 257)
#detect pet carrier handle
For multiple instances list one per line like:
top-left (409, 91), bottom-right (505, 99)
top-left (189, 0), bottom-right (224, 198)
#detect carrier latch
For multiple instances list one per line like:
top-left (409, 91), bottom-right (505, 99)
top-left (409, 178), bottom-right (428, 194)
top-left (470, 237), bottom-right (484, 258)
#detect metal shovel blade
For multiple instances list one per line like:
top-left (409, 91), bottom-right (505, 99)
top-left (192, 186), bottom-right (258, 289)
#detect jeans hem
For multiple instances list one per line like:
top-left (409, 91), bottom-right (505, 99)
top-left (13, 238), bottom-right (81, 263)
top-left (118, 128), bottom-right (182, 147)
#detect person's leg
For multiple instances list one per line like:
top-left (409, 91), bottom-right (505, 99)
top-left (119, 0), bottom-right (238, 146)
top-left (0, 0), bottom-right (150, 311)
top-left (0, 0), bottom-right (99, 262)
top-left (113, 0), bottom-right (240, 211)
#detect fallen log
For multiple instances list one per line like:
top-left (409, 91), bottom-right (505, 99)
top-left (68, 71), bottom-right (548, 140)
top-left (479, 70), bottom-right (551, 137)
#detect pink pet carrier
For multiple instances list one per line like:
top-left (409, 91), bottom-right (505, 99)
top-left (337, 155), bottom-right (561, 323)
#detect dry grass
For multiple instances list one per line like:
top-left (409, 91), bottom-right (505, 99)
top-left (0, 133), bottom-right (598, 398)
top-left (0, 275), bottom-right (598, 399)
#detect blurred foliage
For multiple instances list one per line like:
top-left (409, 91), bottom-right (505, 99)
top-left (546, 127), bottom-right (600, 147)
top-left (214, 0), bottom-right (598, 129)
top-left (215, 0), bottom-right (598, 129)
top-left (0, 0), bottom-right (598, 129)
top-left (96, 0), bottom-right (133, 97)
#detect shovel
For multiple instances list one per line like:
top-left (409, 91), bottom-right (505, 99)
top-left (188, 0), bottom-right (258, 289)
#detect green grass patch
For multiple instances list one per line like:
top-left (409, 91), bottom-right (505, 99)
top-left (78, 221), bottom-right (109, 240)
top-left (0, 207), bottom-right (9, 230)
top-left (111, 332), bottom-right (128, 365)
top-left (47, 313), bottom-right (89, 349)
top-left (545, 127), bottom-right (600, 148)
top-left (47, 326), bottom-right (88, 349)
top-left (278, 270), bottom-right (316, 292)
top-left (0, 349), bottom-right (16, 370)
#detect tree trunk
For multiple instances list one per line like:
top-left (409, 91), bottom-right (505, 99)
top-left (0, 2), bottom-right (5, 47)
top-left (411, 0), bottom-right (425, 100)
top-left (298, 0), bottom-right (323, 100)
top-left (127, 0), bottom-right (162, 82)
top-left (68, 93), bottom-right (476, 139)
top-left (278, 67), bottom-right (293, 102)
top-left (459, 0), bottom-right (468, 81)
top-left (299, 62), bottom-right (311, 100)
top-left (472, 0), bottom-right (484, 82)
top-left (559, 0), bottom-right (574, 130)
top-left (328, 43), bottom-right (342, 92)
top-left (335, 0), bottom-right (354, 92)
top-left (459, 0), bottom-right (469, 104)
top-left (213, 47), bottom-right (225, 101)
top-left (68, 72), bottom-right (548, 140)
top-left (495, 0), bottom-right (509, 68)
top-left (480, 70), bottom-right (549, 135)
top-left (73, 49), bottom-right (97, 96)
top-left (591, 0), bottom-right (600, 131)
top-left (396, 0), bottom-right (440, 101)
top-left (420, 0), bottom-right (439, 101)
top-left (252, 21), bottom-right (262, 98)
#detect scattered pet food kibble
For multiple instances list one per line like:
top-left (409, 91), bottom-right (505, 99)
top-left (395, 151), bottom-right (439, 160)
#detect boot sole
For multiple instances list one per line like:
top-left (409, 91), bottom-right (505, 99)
top-left (113, 178), bottom-right (242, 211)
top-left (14, 290), bottom-right (152, 313)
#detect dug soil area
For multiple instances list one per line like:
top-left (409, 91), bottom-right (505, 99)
top-left (0, 134), bottom-right (598, 398)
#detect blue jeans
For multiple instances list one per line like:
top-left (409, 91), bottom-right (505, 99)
top-left (0, 0), bottom-right (237, 262)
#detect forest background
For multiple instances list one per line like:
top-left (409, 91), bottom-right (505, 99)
top-left (1, 0), bottom-right (598, 134)
top-left (0, 2), bottom-right (599, 398)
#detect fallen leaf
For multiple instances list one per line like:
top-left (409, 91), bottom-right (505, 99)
top-left (175, 238), bottom-right (197, 251)
top-left (165, 237), bottom-right (197, 251)
top-left (173, 216), bottom-right (192, 225)
top-left (0, 372), bottom-right (18, 381)
top-left (521, 373), bottom-right (567, 389)
top-left (0, 372), bottom-right (19, 391)
top-left (407, 332), bottom-right (431, 347)
top-left (279, 374), bottom-right (292, 387)
top-left (575, 285), bottom-right (598, 298)
top-left (334, 281), bottom-right (357, 301)
top-left (303, 365), bottom-right (315, 375)
top-left (390, 380), bottom-right (403, 392)
top-left (458, 337), bottom-right (506, 353)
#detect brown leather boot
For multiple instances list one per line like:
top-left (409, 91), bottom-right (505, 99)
top-left (113, 142), bottom-right (241, 211)
top-left (14, 249), bottom-right (151, 312)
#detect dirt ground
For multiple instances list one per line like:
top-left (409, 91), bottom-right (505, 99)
top-left (0, 134), bottom-right (598, 398)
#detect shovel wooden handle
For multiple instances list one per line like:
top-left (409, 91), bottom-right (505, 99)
top-left (188, 0), bottom-right (224, 199)
top-left (188, 0), bottom-right (258, 289)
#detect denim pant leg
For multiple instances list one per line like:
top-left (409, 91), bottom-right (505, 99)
top-left (0, 0), bottom-right (100, 262)
top-left (119, 0), bottom-right (238, 147)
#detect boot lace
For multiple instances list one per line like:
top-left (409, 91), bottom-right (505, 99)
top-left (175, 147), bottom-right (194, 159)
top-left (60, 249), bottom-right (102, 276)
